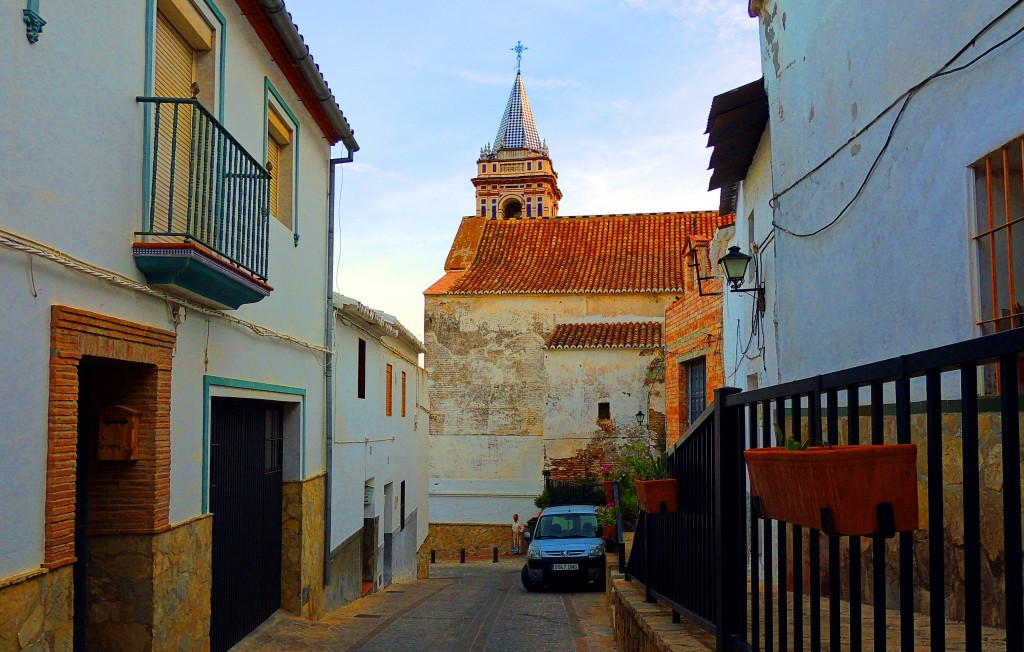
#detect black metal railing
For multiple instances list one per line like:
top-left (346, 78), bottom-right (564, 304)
top-left (628, 328), bottom-right (1024, 651)
top-left (137, 97), bottom-right (270, 280)
top-left (544, 478), bottom-right (605, 507)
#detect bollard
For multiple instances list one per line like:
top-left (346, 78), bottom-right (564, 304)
top-left (430, 549), bottom-right (436, 564)
top-left (460, 548), bottom-right (466, 564)
top-left (493, 547), bottom-right (498, 563)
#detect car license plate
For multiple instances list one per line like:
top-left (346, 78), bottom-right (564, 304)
top-left (552, 563), bottom-right (578, 571)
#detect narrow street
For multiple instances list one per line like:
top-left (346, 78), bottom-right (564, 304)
top-left (236, 560), bottom-right (616, 651)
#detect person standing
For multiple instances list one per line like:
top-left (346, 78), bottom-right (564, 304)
top-left (511, 513), bottom-right (526, 554)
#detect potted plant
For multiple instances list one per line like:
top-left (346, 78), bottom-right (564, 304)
top-left (595, 501), bottom-right (618, 540)
top-left (744, 427), bottom-right (919, 537)
top-left (620, 441), bottom-right (676, 513)
top-left (599, 464), bottom-right (620, 502)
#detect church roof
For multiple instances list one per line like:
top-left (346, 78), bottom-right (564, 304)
top-left (425, 211), bottom-right (734, 296)
top-left (545, 322), bottom-right (663, 349)
top-left (493, 73), bottom-right (544, 153)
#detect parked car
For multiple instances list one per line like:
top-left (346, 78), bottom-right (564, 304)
top-left (521, 505), bottom-right (606, 591)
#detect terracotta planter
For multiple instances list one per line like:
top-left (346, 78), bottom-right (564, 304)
top-left (603, 524), bottom-right (617, 540)
top-left (635, 479), bottom-right (677, 514)
top-left (744, 444), bottom-right (918, 537)
top-left (602, 480), bottom-right (615, 503)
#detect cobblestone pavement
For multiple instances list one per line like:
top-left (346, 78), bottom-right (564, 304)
top-left (235, 560), bottom-right (616, 651)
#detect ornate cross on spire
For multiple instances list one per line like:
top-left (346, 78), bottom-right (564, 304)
top-left (510, 41), bottom-right (528, 73)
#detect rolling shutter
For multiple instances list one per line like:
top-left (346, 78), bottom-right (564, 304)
top-left (152, 12), bottom-right (195, 236)
top-left (267, 137), bottom-right (281, 220)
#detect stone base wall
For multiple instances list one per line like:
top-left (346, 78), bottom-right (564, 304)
top-left (426, 523), bottom-right (512, 560)
top-left (87, 515), bottom-right (211, 652)
top-left (611, 578), bottom-right (714, 652)
top-left (282, 473), bottom-right (326, 620)
top-left (0, 567), bottom-right (73, 652)
top-left (416, 539), bottom-right (431, 579)
top-left (0, 516), bottom-right (211, 652)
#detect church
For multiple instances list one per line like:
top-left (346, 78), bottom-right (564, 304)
top-left (423, 69), bottom-right (733, 557)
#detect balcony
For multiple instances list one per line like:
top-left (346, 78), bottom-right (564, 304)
top-left (134, 97), bottom-right (273, 310)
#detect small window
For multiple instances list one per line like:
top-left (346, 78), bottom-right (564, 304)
top-left (974, 137), bottom-right (1024, 334)
top-left (401, 371), bottom-right (407, 417)
top-left (538, 198), bottom-right (543, 216)
top-left (538, 162), bottom-right (543, 170)
top-left (687, 358), bottom-right (707, 425)
top-left (492, 164), bottom-right (497, 172)
top-left (598, 402), bottom-right (610, 420)
top-left (386, 364), bottom-right (393, 416)
top-left (526, 203), bottom-right (532, 218)
top-left (527, 162), bottom-right (532, 171)
top-left (400, 481), bottom-right (407, 530)
top-left (357, 339), bottom-right (366, 399)
top-left (267, 104), bottom-right (294, 229)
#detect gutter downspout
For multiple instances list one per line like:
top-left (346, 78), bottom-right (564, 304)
top-left (258, 0), bottom-right (359, 153)
top-left (324, 150), bottom-right (354, 588)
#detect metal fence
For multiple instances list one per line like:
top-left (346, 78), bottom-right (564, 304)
top-left (544, 478), bottom-right (606, 507)
top-left (137, 97), bottom-right (271, 280)
top-left (628, 328), bottom-right (1024, 651)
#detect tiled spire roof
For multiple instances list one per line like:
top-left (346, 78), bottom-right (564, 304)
top-left (545, 322), bottom-right (663, 349)
top-left (425, 211), bottom-right (735, 295)
top-left (493, 73), bottom-right (544, 153)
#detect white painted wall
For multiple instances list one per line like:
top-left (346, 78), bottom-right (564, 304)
top-left (725, 1), bottom-right (1024, 386)
top-left (331, 297), bottom-right (429, 579)
top-left (0, 0), bottom-right (337, 578)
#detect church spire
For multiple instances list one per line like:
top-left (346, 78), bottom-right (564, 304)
top-left (493, 73), bottom-right (545, 154)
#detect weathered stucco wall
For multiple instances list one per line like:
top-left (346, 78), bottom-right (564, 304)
top-left (426, 292), bottom-right (675, 526)
top-left (734, 1), bottom-right (1024, 383)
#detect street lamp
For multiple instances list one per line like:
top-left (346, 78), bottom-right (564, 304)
top-left (635, 410), bottom-right (645, 426)
top-left (718, 246), bottom-right (765, 314)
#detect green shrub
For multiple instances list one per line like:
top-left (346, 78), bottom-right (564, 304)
top-left (534, 490), bottom-right (551, 510)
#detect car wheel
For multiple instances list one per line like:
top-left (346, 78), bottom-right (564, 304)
top-left (521, 564), bottom-right (542, 592)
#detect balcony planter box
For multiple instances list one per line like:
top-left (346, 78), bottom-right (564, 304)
top-left (636, 479), bottom-right (677, 514)
top-left (744, 444), bottom-right (918, 537)
top-left (602, 524), bottom-right (617, 540)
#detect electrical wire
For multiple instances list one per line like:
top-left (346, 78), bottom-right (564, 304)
top-left (771, 1), bottom-right (1024, 238)
top-left (0, 226), bottom-right (331, 354)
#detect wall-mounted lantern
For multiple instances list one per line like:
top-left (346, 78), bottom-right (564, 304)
top-left (718, 246), bottom-right (765, 314)
top-left (635, 410), bottom-right (645, 426)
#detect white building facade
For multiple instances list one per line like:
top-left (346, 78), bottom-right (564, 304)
top-left (329, 295), bottom-right (429, 606)
top-left (720, 1), bottom-right (1024, 388)
top-left (2, 1), bottom-right (357, 649)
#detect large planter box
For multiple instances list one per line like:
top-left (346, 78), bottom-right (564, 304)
top-left (635, 479), bottom-right (677, 514)
top-left (744, 444), bottom-right (918, 537)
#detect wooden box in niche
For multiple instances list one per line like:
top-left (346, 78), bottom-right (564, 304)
top-left (97, 405), bottom-right (140, 461)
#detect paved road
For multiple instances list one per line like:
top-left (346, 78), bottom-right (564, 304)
top-left (236, 560), bottom-right (616, 651)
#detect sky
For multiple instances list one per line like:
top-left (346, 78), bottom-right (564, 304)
top-left (285, 1), bottom-right (764, 340)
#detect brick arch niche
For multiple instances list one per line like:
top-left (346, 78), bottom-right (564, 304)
top-left (44, 306), bottom-right (175, 568)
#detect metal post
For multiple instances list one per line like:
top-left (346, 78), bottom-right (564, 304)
top-left (614, 478), bottom-right (627, 577)
top-left (430, 549), bottom-right (435, 564)
top-left (493, 547), bottom-right (498, 563)
top-left (644, 510), bottom-right (653, 603)
top-left (460, 548), bottom-right (466, 564)
top-left (713, 387), bottom-right (743, 651)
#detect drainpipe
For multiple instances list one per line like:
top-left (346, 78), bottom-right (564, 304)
top-left (324, 150), bottom-right (354, 587)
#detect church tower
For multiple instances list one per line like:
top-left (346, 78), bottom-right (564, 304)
top-left (473, 72), bottom-right (562, 219)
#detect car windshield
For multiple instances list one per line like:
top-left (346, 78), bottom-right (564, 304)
top-left (534, 513), bottom-right (601, 539)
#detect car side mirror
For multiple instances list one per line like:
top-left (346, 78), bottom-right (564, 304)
top-left (523, 531), bottom-right (531, 540)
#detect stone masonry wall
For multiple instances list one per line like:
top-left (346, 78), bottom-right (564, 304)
top-left (86, 515), bottom-right (211, 651)
top-left (426, 524), bottom-right (513, 560)
top-left (281, 473), bottom-right (326, 620)
top-left (0, 567), bottom-right (73, 652)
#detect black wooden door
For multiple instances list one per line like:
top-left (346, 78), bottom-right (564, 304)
top-left (687, 357), bottom-right (707, 425)
top-left (210, 398), bottom-right (283, 652)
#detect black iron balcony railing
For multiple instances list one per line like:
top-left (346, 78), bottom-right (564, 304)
top-left (629, 328), bottom-right (1024, 651)
top-left (137, 97), bottom-right (270, 280)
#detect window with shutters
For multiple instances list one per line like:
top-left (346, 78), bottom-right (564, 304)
top-left (267, 103), bottom-right (295, 229)
top-left (385, 364), bottom-right (393, 417)
top-left (401, 371), bottom-right (407, 417)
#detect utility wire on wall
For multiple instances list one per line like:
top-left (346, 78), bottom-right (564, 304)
top-left (770, 0), bottom-right (1024, 239)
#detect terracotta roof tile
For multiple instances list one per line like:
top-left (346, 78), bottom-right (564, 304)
top-left (429, 211), bottom-right (734, 295)
top-left (544, 322), bottom-right (663, 349)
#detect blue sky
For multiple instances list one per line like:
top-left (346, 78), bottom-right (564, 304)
top-left (285, 1), bottom-right (763, 339)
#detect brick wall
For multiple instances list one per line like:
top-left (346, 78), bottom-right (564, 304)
top-left (45, 306), bottom-right (175, 568)
top-left (664, 248), bottom-right (724, 446)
